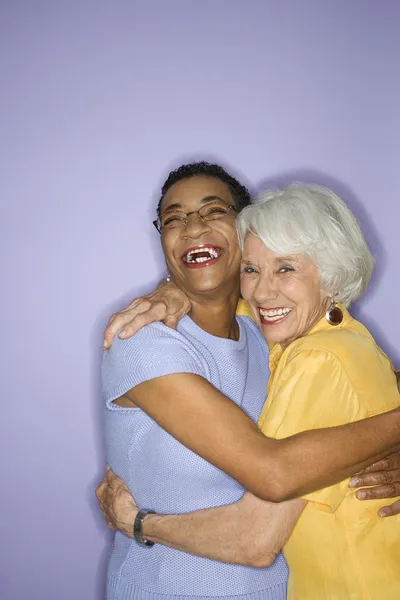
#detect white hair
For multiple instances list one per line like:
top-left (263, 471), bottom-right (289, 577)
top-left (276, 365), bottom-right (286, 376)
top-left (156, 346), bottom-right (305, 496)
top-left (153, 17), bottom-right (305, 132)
top-left (236, 183), bottom-right (374, 307)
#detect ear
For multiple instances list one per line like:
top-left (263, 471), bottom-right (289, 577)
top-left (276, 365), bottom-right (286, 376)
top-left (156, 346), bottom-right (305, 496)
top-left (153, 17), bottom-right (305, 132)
top-left (319, 287), bottom-right (332, 306)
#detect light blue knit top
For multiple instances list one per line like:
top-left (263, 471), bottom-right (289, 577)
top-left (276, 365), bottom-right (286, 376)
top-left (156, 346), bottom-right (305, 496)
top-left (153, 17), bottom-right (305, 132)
top-left (102, 315), bottom-right (288, 600)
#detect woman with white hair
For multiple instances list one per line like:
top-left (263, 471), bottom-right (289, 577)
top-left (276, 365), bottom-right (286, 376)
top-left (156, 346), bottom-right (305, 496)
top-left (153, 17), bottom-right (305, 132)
top-left (99, 182), bottom-right (400, 599)
top-left (234, 184), bottom-right (399, 598)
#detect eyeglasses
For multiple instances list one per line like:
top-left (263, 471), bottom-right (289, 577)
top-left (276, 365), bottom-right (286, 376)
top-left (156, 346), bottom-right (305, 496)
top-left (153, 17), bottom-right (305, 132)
top-left (153, 200), bottom-right (237, 233)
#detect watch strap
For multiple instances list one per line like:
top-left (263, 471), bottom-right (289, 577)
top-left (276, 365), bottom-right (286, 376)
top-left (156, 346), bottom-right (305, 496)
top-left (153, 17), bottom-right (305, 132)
top-left (133, 509), bottom-right (156, 546)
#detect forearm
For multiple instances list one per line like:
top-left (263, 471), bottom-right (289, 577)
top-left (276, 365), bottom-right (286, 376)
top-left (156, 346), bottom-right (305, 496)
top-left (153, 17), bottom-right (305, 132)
top-left (272, 408), bottom-right (400, 501)
top-left (142, 493), bottom-right (303, 567)
top-left (121, 374), bottom-right (400, 504)
top-left (143, 504), bottom-right (253, 565)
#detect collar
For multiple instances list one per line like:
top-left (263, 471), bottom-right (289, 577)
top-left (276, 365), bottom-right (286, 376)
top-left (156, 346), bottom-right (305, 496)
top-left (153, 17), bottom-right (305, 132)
top-left (268, 303), bottom-right (352, 373)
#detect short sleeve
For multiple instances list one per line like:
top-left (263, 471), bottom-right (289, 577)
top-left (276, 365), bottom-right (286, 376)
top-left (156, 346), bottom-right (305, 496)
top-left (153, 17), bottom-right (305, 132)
top-left (259, 349), bottom-right (365, 512)
top-left (102, 323), bottom-right (206, 405)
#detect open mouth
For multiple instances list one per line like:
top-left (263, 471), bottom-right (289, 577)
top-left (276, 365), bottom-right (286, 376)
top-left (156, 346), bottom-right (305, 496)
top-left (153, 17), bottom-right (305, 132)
top-left (259, 307), bottom-right (292, 325)
top-left (181, 245), bottom-right (223, 267)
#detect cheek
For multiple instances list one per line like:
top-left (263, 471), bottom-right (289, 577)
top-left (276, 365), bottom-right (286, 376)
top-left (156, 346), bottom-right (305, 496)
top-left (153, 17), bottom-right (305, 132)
top-left (161, 234), bottom-right (178, 263)
top-left (222, 223), bottom-right (240, 249)
top-left (240, 278), bottom-right (260, 321)
top-left (283, 277), bottom-right (314, 303)
top-left (240, 276), bottom-right (252, 299)
top-left (240, 277), bottom-right (258, 306)
top-left (161, 236), bottom-right (170, 255)
top-left (277, 278), bottom-right (296, 299)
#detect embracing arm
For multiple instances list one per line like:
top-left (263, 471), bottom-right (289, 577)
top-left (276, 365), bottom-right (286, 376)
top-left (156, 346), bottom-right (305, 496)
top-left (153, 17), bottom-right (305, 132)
top-left (103, 281), bottom-right (190, 349)
top-left (97, 470), bottom-right (304, 567)
top-left (105, 283), bottom-right (400, 504)
top-left (143, 494), bottom-right (305, 566)
top-left (122, 371), bottom-right (400, 502)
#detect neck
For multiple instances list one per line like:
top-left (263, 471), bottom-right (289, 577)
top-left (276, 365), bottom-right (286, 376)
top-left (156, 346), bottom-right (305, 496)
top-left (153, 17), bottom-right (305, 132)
top-left (187, 287), bottom-right (240, 340)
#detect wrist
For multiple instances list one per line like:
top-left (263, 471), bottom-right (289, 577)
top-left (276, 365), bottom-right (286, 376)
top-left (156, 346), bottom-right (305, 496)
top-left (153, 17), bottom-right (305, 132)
top-left (133, 509), bottom-right (157, 546)
top-left (115, 507), bottom-right (139, 538)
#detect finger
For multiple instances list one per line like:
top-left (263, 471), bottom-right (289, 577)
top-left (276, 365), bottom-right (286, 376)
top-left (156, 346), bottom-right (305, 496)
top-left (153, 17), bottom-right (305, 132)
top-left (105, 469), bottom-right (125, 491)
top-left (96, 481), bottom-right (106, 499)
top-left (350, 469), bottom-right (400, 489)
top-left (378, 499), bottom-right (400, 518)
top-left (164, 316), bottom-right (179, 329)
top-left (163, 303), bottom-right (190, 329)
top-left (355, 482), bottom-right (400, 501)
top-left (118, 303), bottom-right (169, 338)
top-left (120, 297), bottom-right (147, 312)
top-left (103, 301), bottom-right (151, 348)
top-left (354, 453), bottom-right (400, 475)
top-left (105, 468), bottom-right (117, 483)
top-left (107, 313), bottom-right (117, 326)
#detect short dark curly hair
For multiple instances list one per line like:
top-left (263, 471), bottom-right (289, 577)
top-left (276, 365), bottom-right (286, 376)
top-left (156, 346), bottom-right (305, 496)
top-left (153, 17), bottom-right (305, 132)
top-left (157, 161), bottom-right (251, 217)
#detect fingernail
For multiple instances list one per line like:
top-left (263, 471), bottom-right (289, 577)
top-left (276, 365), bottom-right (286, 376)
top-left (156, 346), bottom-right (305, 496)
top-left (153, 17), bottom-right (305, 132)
top-left (356, 490), bottom-right (366, 500)
top-left (378, 508), bottom-right (388, 518)
top-left (103, 340), bottom-right (109, 349)
top-left (349, 477), bottom-right (358, 488)
top-left (119, 329), bottom-right (126, 338)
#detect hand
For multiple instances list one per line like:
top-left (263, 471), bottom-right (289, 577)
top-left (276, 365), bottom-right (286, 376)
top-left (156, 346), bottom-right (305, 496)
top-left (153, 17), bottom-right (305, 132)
top-left (349, 451), bottom-right (400, 518)
top-left (103, 281), bottom-right (191, 349)
top-left (95, 468), bottom-right (138, 536)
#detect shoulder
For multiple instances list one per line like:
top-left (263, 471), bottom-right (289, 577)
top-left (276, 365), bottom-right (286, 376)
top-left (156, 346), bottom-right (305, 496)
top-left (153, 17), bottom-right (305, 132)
top-left (102, 322), bottom-right (206, 403)
top-left (106, 321), bottom-right (195, 363)
top-left (261, 335), bottom-right (363, 436)
top-left (287, 323), bottom-right (386, 378)
top-left (274, 321), bottom-right (397, 415)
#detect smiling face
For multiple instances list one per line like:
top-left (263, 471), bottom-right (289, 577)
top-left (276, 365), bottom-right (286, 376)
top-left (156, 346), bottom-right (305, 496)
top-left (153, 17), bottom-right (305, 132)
top-left (160, 175), bottom-right (241, 297)
top-left (240, 233), bottom-right (330, 348)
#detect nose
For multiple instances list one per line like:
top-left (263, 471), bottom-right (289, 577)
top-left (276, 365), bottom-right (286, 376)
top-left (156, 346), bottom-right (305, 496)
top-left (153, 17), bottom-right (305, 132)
top-left (253, 272), bottom-right (278, 304)
top-left (180, 212), bottom-right (212, 239)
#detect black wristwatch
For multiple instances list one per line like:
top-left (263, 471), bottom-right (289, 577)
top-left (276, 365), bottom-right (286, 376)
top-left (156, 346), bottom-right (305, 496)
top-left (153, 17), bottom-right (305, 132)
top-left (133, 509), bottom-right (156, 547)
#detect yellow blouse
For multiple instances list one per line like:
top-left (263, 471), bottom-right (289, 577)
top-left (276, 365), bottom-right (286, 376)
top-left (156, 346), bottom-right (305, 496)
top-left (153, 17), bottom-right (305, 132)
top-left (243, 303), bottom-right (399, 600)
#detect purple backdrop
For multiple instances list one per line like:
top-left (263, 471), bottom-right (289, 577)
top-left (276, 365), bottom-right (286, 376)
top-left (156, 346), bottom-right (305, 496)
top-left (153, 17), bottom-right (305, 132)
top-left (2, 1), bottom-right (399, 599)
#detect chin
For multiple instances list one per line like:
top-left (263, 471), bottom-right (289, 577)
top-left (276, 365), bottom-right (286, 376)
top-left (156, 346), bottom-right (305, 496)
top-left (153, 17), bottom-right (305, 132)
top-left (185, 276), bottom-right (226, 294)
top-left (184, 269), bottom-right (235, 292)
top-left (261, 325), bottom-right (291, 346)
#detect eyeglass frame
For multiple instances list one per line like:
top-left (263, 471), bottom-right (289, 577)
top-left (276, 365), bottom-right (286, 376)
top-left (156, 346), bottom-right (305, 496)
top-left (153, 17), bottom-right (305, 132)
top-left (153, 199), bottom-right (237, 233)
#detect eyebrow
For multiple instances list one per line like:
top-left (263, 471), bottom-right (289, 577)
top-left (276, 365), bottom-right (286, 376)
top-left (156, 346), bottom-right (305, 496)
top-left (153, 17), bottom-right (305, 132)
top-left (240, 255), bottom-right (298, 265)
top-left (162, 195), bottom-right (229, 214)
top-left (274, 255), bottom-right (297, 263)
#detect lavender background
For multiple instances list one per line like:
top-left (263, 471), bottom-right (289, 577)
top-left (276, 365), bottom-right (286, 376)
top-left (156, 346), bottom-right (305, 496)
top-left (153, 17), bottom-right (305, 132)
top-left (2, 1), bottom-right (399, 599)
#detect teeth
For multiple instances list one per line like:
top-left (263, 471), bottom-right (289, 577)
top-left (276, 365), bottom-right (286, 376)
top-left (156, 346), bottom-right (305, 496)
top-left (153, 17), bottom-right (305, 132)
top-left (185, 247), bottom-right (219, 263)
top-left (259, 308), bottom-right (292, 321)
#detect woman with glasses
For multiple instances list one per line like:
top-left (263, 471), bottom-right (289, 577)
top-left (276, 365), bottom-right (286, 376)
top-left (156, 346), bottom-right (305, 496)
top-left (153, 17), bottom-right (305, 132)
top-left (101, 163), bottom-right (400, 600)
top-left (104, 162), bottom-right (295, 600)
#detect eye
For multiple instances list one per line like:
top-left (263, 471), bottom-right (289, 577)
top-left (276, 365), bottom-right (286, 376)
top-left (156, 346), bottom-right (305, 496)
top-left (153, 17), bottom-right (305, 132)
top-left (278, 266), bottom-right (294, 274)
top-left (202, 204), bottom-right (228, 217)
top-left (208, 206), bottom-right (227, 214)
top-left (162, 214), bottom-right (183, 226)
top-left (241, 265), bottom-right (258, 275)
